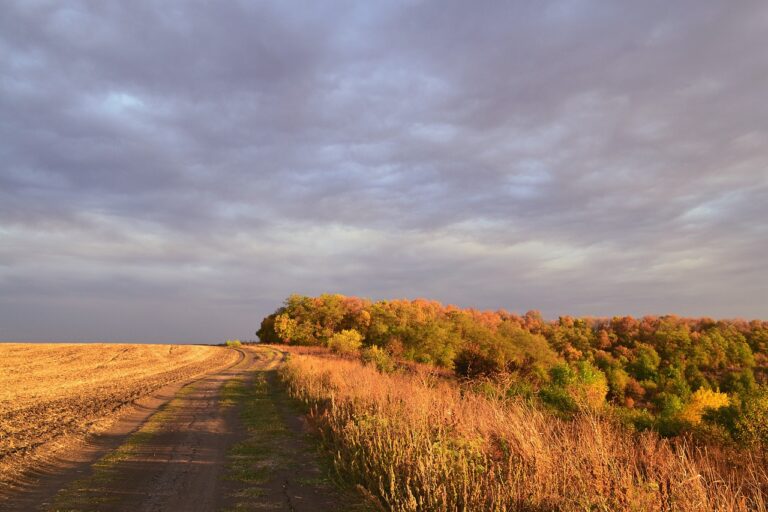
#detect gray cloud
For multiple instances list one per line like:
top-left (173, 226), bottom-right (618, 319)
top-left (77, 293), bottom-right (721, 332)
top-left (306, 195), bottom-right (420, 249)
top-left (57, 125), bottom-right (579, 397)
top-left (1, 0), bottom-right (767, 342)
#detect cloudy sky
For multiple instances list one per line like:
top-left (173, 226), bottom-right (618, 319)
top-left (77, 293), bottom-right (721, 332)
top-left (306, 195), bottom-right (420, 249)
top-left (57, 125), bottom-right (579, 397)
top-left (1, 1), bottom-right (766, 342)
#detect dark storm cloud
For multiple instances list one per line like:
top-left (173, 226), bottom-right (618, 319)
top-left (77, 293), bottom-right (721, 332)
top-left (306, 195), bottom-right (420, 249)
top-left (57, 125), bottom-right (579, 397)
top-left (1, 0), bottom-right (766, 342)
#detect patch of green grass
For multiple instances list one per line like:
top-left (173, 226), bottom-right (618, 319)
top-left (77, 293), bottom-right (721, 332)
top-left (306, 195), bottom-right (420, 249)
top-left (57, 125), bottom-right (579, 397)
top-left (223, 372), bottom-right (291, 509)
top-left (220, 376), bottom-right (246, 408)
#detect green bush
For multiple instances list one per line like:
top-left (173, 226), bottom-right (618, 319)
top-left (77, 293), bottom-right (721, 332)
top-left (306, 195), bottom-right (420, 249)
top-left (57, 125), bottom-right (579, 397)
top-left (614, 407), bottom-right (655, 431)
top-left (454, 345), bottom-right (503, 377)
top-left (737, 390), bottom-right (768, 446)
top-left (328, 329), bottom-right (363, 356)
top-left (540, 384), bottom-right (578, 415)
top-left (708, 388), bottom-right (768, 447)
top-left (226, 339), bottom-right (242, 348)
top-left (361, 345), bottom-right (395, 373)
top-left (572, 360), bottom-right (609, 409)
top-left (540, 361), bottom-right (608, 413)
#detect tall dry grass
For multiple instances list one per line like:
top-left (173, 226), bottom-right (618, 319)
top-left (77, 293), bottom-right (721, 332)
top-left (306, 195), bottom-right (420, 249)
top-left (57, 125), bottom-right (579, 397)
top-left (279, 353), bottom-right (768, 511)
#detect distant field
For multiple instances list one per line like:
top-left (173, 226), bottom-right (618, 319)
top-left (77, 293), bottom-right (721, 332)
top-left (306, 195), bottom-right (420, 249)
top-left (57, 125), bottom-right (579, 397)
top-left (0, 343), bottom-right (239, 488)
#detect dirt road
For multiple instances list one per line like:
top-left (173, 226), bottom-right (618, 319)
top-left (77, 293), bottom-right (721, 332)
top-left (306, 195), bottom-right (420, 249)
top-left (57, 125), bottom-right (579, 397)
top-left (1, 346), bottom-right (370, 512)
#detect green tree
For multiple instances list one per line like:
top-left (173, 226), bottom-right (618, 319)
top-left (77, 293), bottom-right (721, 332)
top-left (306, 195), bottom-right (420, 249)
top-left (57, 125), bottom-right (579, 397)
top-left (629, 344), bottom-right (661, 381)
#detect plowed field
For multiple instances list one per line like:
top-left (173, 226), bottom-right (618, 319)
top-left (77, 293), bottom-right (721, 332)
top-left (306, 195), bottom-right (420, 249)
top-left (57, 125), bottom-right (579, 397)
top-left (0, 343), bottom-right (239, 490)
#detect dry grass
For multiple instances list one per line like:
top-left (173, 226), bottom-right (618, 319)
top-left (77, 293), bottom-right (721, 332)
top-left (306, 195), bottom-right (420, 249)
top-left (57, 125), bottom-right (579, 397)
top-left (0, 343), bottom-right (239, 490)
top-left (279, 352), bottom-right (768, 512)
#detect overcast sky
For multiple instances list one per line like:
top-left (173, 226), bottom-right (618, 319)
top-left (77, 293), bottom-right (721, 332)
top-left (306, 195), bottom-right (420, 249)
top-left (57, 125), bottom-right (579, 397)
top-left (1, 1), bottom-right (767, 343)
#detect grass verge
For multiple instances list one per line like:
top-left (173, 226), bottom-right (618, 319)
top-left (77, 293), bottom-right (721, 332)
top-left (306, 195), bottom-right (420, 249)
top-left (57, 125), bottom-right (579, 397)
top-left (224, 372), bottom-right (290, 503)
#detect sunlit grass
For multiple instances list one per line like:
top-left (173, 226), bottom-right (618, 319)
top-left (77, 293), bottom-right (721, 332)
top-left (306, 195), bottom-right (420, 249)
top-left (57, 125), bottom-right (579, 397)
top-left (280, 353), bottom-right (768, 512)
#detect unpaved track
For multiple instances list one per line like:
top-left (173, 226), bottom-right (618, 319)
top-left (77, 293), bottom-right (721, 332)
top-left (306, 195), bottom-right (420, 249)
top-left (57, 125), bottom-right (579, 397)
top-left (65, 348), bottom-right (258, 512)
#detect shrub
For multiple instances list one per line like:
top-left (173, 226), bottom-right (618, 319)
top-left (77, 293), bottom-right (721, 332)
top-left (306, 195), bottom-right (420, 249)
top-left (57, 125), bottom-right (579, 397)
top-left (540, 382), bottom-right (578, 414)
top-left (225, 339), bottom-right (242, 348)
top-left (710, 388), bottom-right (768, 447)
top-left (360, 345), bottom-right (395, 373)
top-left (454, 345), bottom-right (502, 377)
top-left (614, 407), bottom-right (655, 431)
top-left (679, 388), bottom-right (729, 425)
top-left (572, 360), bottom-right (609, 409)
top-left (737, 389), bottom-right (768, 446)
top-left (541, 361), bottom-right (608, 413)
top-left (454, 325), bottom-right (560, 378)
top-left (328, 329), bottom-right (363, 356)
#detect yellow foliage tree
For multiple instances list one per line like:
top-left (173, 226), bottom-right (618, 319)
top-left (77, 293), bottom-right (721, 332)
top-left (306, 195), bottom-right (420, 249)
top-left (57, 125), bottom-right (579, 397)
top-left (680, 388), bottom-right (730, 424)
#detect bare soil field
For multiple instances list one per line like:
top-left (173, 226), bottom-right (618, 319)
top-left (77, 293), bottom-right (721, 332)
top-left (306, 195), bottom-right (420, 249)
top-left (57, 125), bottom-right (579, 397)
top-left (0, 343), bottom-right (239, 495)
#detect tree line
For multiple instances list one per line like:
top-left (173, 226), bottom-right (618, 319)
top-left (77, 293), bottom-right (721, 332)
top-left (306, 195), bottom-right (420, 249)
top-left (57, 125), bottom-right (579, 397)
top-left (258, 294), bottom-right (768, 444)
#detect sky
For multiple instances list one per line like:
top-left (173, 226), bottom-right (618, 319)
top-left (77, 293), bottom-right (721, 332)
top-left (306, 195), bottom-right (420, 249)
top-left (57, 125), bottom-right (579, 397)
top-left (1, 1), bottom-right (767, 343)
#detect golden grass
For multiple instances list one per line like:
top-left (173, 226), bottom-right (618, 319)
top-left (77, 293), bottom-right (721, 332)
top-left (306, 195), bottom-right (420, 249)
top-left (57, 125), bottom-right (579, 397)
top-left (279, 352), bottom-right (768, 511)
top-left (0, 343), bottom-right (238, 490)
